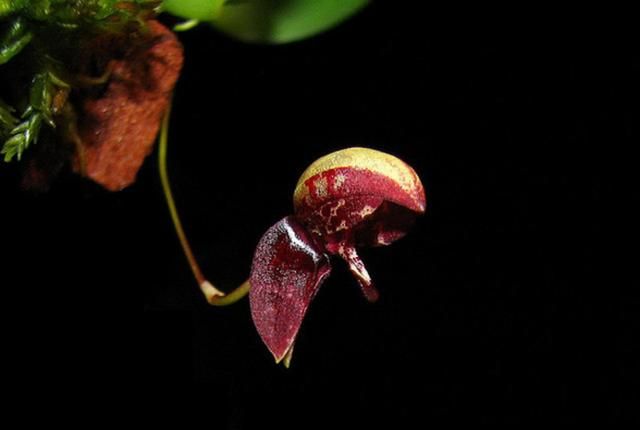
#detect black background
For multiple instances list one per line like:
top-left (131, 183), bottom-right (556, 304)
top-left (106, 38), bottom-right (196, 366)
top-left (2, 3), bottom-right (636, 426)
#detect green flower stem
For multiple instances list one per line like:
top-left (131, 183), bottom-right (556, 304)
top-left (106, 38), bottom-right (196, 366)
top-left (158, 100), bottom-right (250, 306)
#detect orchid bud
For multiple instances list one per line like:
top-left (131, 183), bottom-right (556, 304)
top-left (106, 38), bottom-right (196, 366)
top-left (250, 147), bottom-right (426, 366)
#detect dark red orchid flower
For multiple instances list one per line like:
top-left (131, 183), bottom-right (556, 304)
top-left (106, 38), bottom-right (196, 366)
top-left (249, 147), bottom-right (426, 366)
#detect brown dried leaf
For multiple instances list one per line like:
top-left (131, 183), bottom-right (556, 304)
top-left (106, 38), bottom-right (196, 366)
top-left (76, 20), bottom-right (183, 191)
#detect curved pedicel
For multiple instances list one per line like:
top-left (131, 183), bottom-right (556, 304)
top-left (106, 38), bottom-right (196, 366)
top-left (161, 110), bottom-right (426, 366)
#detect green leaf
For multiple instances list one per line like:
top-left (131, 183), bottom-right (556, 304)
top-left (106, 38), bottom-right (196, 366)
top-left (0, 16), bottom-right (33, 65)
top-left (1, 71), bottom-right (63, 162)
top-left (0, 1), bottom-right (27, 18)
top-left (210, 0), bottom-right (370, 44)
top-left (162, 0), bottom-right (225, 21)
top-left (0, 99), bottom-right (17, 132)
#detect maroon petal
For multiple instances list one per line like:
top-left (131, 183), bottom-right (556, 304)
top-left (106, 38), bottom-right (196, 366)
top-left (250, 216), bottom-right (331, 364)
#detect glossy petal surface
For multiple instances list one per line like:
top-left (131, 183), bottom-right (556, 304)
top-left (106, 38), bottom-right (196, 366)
top-left (250, 216), bottom-right (331, 363)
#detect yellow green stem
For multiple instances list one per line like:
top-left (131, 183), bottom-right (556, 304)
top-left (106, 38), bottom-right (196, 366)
top-left (158, 101), bottom-right (250, 306)
top-left (173, 19), bottom-right (200, 32)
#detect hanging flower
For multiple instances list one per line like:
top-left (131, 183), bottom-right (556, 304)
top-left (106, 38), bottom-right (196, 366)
top-left (249, 147), bottom-right (426, 366)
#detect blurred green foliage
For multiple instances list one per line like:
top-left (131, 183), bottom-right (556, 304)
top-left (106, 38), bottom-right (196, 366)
top-left (164, 0), bottom-right (370, 44)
